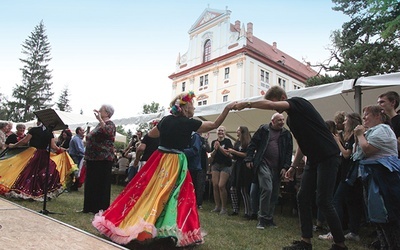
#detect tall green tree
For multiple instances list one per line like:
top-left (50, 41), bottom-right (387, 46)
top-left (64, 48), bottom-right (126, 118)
top-left (8, 20), bottom-right (54, 121)
top-left (0, 93), bottom-right (8, 120)
top-left (367, 0), bottom-right (400, 39)
top-left (306, 0), bottom-right (400, 86)
top-left (138, 101), bottom-right (164, 133)
top-left (142, 101), bottom-right (163, 114)
top-left (56, 85), bottom-right (72, 112)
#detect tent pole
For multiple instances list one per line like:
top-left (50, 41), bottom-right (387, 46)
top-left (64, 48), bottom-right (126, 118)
top-left (354, 85), bottom-right (362, 115)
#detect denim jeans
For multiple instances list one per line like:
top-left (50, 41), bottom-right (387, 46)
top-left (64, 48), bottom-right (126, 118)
top-left (257, 162), bottom-right (282, 220)
top-left (258, 162), bottom-right (273, 219)
top-left (268, 168), bottom-right (282, 219)
top-left (297, 155), bottom-right (345, 243)
top-left (250, 182), bottom-right (259, 216)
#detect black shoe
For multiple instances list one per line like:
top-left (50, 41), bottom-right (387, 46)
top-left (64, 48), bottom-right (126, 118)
top-left (282, 240), bottom-right (312, 250)
top-left (256, 218), bottom-right (266, 230)
top-left (266, 219), bottom-right (277, 228)
top-left (228, 211), bottom-right (239, 216)
top-left (329, 244), bottom-right (348, 250)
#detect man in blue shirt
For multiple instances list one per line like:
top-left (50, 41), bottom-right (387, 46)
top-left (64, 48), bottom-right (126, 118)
top-left (68, 127), bottom-right (85, 191)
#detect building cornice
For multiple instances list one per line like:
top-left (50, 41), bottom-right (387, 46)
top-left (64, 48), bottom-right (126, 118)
top-left (169, 46), bottom-right (311, 83)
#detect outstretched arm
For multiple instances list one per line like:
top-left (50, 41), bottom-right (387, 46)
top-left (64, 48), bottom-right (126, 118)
top-left (197, 101), bottom-right (236, 133)
top-left (234, 100), bottom-right (290, 113)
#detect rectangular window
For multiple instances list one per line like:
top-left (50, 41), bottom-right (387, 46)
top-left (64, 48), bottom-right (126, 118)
top-left (182, 82), bottom-right (186, 92)
top-left (197, 100), bottom-right (207, 106)
top-left (224, 67), bottom-right (230, 79)
top-left (204, 74), bottom-right (208, 85)
top-left (200, 76), bottom-right (204, 87)
top-left (223, 95), bottom-right (228, 102)
top-left (261, 70), bottom-right (269, 84)
top-left (260, 70), bottom-right (265, 82)
top-left (278, 78), bottom-right (286, 89)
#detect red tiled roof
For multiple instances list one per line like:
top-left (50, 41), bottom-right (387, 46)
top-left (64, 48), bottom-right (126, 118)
top-left (229, 23), bottom-right (317, 79)
top-left (246, 35), bottom-right (317, 79)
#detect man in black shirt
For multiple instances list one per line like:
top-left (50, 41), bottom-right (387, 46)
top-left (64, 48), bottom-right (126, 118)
top-left (234, 86), bottom-right (347, 250)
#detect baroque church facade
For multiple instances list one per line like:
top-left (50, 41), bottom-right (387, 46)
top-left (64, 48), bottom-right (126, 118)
top-left (168, 7), bottom-right (317, 106)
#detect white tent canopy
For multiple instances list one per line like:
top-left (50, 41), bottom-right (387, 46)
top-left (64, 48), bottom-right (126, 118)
top-left (194, 72), bottom-right (400, 137)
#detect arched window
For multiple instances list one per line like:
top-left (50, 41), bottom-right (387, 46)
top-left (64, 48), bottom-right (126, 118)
top-left (203, 39), bottom-right (211, 63)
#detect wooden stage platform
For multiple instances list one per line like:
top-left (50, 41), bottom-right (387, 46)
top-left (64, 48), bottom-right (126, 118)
top-left (0, 197), bottom-right (127, 250)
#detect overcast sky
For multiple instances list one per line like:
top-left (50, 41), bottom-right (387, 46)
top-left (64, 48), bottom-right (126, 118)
top-left (0, 0), bottom-right (348, 119)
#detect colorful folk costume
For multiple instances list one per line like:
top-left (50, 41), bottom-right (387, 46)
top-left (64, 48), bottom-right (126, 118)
top-left (93, 92), bottom-right (204, 247)
top-left (0, 125), bottom-right (75, 201)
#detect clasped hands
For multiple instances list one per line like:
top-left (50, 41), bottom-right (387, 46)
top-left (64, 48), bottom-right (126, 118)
top-left (226, 101), bottom-right (249, 111)
top-left (353, 125), bottom-right (365, 136)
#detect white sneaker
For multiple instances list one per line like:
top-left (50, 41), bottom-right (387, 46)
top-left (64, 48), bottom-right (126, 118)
top-left (318, 232), bottom-right (333, 241)
top-left (344, 232), bottom-right (360, 241)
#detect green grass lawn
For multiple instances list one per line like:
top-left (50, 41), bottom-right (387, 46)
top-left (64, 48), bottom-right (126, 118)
top-left (5, 184), bottom-right (374, 250)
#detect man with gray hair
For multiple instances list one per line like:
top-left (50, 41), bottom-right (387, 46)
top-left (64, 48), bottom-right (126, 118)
top-left (245, 112), bottom-right (293, 229)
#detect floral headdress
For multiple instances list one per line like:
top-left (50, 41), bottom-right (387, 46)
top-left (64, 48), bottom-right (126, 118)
top-left (170, 91), bottom-right (196, 115)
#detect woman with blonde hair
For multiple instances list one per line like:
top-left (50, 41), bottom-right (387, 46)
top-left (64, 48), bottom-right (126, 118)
top-left (209, 125), bottom-right (233, 215)
top-left (93, 92), bottom-right (235, 248)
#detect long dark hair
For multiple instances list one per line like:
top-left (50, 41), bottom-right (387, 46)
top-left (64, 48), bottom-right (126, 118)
top-left (238, 126), bottom-right (251, 149)
top-left (343, 112), bottom-right (362, 142)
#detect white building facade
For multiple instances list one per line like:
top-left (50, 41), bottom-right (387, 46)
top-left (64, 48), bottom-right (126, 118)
top-left (169, 8), bottom-right (317, 107)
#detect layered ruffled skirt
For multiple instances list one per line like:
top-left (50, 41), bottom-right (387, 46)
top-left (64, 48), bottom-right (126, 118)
top-left (0, 147), bottom-right (75, 200)
top-left (92, 149), bottom-right (203, 247)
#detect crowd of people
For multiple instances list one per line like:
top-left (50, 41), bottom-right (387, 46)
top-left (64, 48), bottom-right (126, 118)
top-left (1, 88), bottom-right (400, 249)
top-left (232, 88), bottom-right (400, 250)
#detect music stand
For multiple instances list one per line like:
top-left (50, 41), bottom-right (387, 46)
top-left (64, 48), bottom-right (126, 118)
top-left (33, 108), bottom-right (68, 215)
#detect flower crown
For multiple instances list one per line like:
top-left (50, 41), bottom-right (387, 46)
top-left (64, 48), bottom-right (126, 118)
top-left (170, 91), bottom-right (196, 115)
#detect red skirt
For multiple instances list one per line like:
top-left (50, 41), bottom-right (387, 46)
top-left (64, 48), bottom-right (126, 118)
top-left (92, 150), bottom-right (203, 247)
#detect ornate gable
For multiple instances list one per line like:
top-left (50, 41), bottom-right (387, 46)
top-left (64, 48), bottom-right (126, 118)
top-left (189, 8), bottom-right (230, 33)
